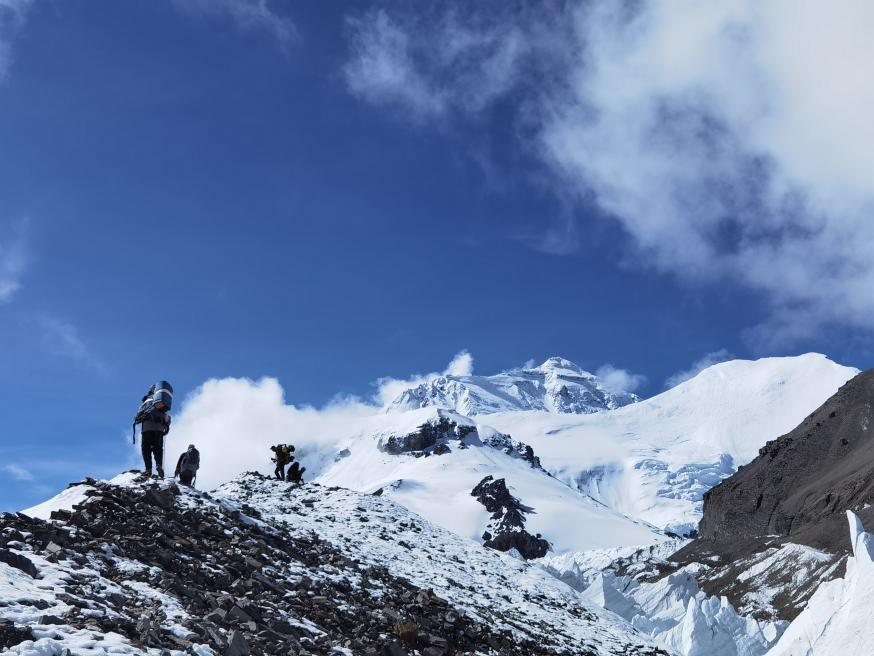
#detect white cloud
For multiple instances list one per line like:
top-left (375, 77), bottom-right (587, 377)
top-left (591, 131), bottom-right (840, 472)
top-left (595, 364), bottom-right (646, 394)
top-left (173, 0), bottom-right (297, 48)
top-left (444, 349), bottom-right (473, 377)
top-left (2, 463), bottom-right (34, 481)
top-left (166, 377), bottom-right (374, 491)
top-left (167, 351), bottom-right (479, 489)
top-left (373, 349), bottom-right (474, 406)
top-left (665, 349), bottom-right (735, 389)
top-left (0, 218), bottom-right (28, 303)
top-left (343, 1), bottom-right (874, 345)
top-left (38, 315), bottom-right (107, 374)
top-left (0, 0), bottom-right (32, 79)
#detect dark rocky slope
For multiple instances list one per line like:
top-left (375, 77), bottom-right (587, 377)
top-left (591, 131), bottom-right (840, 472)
top-left (673, 369), bottom-right (874, 619)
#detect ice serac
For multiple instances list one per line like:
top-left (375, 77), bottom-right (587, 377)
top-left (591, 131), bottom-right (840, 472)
top-left (387, 356), bottom-right (640, 415)
top-left (546, 548), bottom-right (785, 656)
top-left (765, 511), bottom-right (874, 655)
top-left (480, 353), bottom-right (859, 537)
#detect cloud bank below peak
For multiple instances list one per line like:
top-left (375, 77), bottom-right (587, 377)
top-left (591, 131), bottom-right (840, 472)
top-left (343, 1), bottom-right (874, 347)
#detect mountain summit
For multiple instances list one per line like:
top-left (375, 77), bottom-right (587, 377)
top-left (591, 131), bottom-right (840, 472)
top-left (387, 357), bottom-right (639, 416)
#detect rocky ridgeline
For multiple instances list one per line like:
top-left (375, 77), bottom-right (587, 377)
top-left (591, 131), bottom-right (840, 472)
top-left (377, 413), bottom-right (477, 455)
top-left (377, 413), bottom-right (542, 470)
top-left (0, 472), bottom-right (619, 656)
top-left (471, 476), bottom-right (549, 560)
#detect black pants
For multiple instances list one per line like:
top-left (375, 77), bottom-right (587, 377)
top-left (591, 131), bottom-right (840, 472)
top-left (179, 470), bottom-right (195, 486)
top-left (142, 431), bottom-right (164, 473)
top-left (274, 462), bottom-right (287, 480)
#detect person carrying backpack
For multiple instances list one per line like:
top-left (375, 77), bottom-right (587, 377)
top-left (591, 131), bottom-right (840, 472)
top-left (175, 444), bottom-right (200, 486)
top-left (133, 381), bottom-right (173, 478)
top-left (270, 444), bottom-right (293, 481)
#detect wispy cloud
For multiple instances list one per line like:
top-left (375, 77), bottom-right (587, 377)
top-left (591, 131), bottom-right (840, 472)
top-left (0, 217), bottom-right (28, 303)
top-left (0, 0), bottom-right (33, 79)
top-left (343, 7), bottom-right (536, 124)
top-left (665, 349), bottom-right (735, 389)
top-left (374, 349), bottom-right (474, 406)
top-left (2, 463), bottom-right (34, 481)
top-left (38, 315), bottom-right (108, 374)
top-left (173, 0), bottom-right (297, 49)
top-left (342, 1), bottom-right (874, 347)
top-left (595, 364), bottom-right (647, 394)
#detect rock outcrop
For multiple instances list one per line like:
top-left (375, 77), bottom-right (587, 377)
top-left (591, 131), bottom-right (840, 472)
top-left (472, 475), bottom-right (550, 560)
top-left (673, 369), bottom-right (874, 619)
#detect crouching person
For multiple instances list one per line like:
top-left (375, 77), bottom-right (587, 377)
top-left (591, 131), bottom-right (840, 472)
top-left (175, 444), bottom-right (200, 486)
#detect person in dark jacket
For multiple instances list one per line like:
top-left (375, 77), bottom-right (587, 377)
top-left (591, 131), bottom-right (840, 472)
top-left (270, 444), bottom-right (293, 480)
top-left (175, 444), bottom-right (200, 486)
top-left (135, 389), bottom-right (171, 477)
top-left (287, 460), bottom-right (305, 485)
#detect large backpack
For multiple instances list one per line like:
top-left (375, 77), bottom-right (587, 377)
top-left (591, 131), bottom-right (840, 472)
top-left (181, 448), bottom-right (200, 473)
top-left (150, 380), bottom-right (174, 412)
top-left (132, 380), bottom-right (174, 442)
top-left (136, 381), bottom-right (173, 418)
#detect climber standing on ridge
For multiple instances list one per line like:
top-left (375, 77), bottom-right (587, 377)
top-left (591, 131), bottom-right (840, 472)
top-left (174, 444), bottom-right (200, 486)
top-left (270, 444), bottom-right (293, 481)
top-left (133, 381), bottom-right (173, 478)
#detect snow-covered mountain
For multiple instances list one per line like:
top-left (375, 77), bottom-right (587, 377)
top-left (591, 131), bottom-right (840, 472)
top-left (480, 353), bottom-right (859, 536)
top-left (316, 406), bottom-right (666, 555)
top-left (387, 356), bottom-right (640, 415)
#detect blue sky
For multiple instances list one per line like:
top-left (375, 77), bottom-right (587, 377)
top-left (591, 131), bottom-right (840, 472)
top-left (1, 1), bottom-right (872, 510)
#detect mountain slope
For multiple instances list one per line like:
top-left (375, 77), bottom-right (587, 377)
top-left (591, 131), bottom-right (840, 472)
top-left (671, 368), bottom-right (874, 620)
top-left (387, 357), bottom-right (639, 415)
top-left (315, 407), bottom-right (665, 555)
top-left (3, 472), bottom-right (669, 655)
top-left (480, 354), bottom-right (859, 536)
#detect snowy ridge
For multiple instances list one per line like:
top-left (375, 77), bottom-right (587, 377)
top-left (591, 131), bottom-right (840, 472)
top-left (387, 357), bottom-right (639, 416)
top-left (1, 472), bottom-right (670, 655)
top-left (765, 511), bottom-right (874, 655)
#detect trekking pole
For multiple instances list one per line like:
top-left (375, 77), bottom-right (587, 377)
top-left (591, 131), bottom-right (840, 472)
top-left (131, 423), bottom-right (137, 445)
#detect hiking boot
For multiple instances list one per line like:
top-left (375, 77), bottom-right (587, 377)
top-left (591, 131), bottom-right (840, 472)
top-left (156, 468), bottom-right (164, 478)
top-left (143, 468), bottom-right (152, 477)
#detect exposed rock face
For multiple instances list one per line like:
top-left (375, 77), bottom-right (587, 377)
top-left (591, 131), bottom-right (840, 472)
top-left (697, 369), bottom-right (874, 552)
top-left (673, 369), bottom-right (874, 619)
top-left (471, 475), bottom-right (550, 560)
top-left (378, 414), bottom-right (477, 455)
top-left (377, 412), bottom-right (542, 469)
